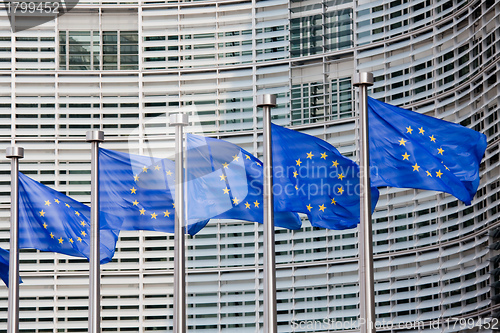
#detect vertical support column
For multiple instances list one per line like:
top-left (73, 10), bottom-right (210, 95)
top-left (256, 94), bottom-right (277, 333)
top-left (353, 72), bottom-right (375, 333)
top-left (6, 146), bottom-right (24, 333)
top-left (169, 113), bottom-right (189, 333)
top-left (86, 130), bottom-right (104, 333)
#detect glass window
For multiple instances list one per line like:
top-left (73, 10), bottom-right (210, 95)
top-left (59, 30), bottom-right (138, 70)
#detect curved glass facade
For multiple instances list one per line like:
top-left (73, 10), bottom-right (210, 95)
top-left (0, 0), bottom-right (499, 332)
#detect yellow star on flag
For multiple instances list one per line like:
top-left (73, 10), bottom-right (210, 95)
top-left (58, 238), bottom-right (64, 244)
top-left (39, 210), bottom-right (45, 217)
top-left (130, 187), bottom-right (137, 194)
top-left (142, 166), bottom-right (148, 172)
top-left (320, 152), bottom-right (327, 159)
top-left (306, 204), bottom-right (312, 211)
top-left (132, 200), bottom-right (139, 206)
top-left (245, 202), bottom-right (251, 209)
top-left (398, 138), bottom-right (407, 146)
top-left (134, 175), bottom-right (139, 181)
top-left (65, 203), bottom-right (70, 208)
top-left (75, 211), bottom-right (80, 216)
top-left (306, 152), bottom-right (314, 159)
top-left (418, 127), bottom-right (425, 134)
top-left (295, 185), bottom-right (298, 190)
top-left (402, 152), bottom-right (410, 160)
top-left (54, 199), bottom-right (60, 204)
top-left (50, 233), bottom-right (54, 239)
top-left (222, 162), bottom-right (229, 168)
top-left (154, 165), bottom-right (160, 171)
top-left (426, 171), bottom-right (432, 177)
top-left (245, 155), bottom-right (251, 160)
top-left (232, 197), bottom-right (239, 205)
top-left (80, 221), bottom-right (86, 226)
top-left (293, 171), bottom-right (298, 178)
top-left (232, 155), bottom-right (239, 161)
top-left (69, 238), bottom-right (74, 244)
top-left (140, 209), bottom-right (146, 215)
top-left (77, 237), bottom-right (82, 242)
top-left (296, 158), bottom-right (302, 166)
top-left (43, 222), bottom-right (48, 229)
top-left (406, 126), bottom-right (413, 134)
top-left (166, 170), bottom-right (173, 176)
top-left (429, 135), bottom-right (436, 142)
top-left (164, 210), bottom-right (170, 217)
top-left (437, 148), bottom-right (444, 155)
top-left (253, 200), bottom-right (260, 208)
top-left (331, 198), bottom-right (336, 205)
top-left (332, 160), bottom-right (339, 167)
top-left (338, 186), bottom-right (344, 195)
top-left (338, 173), bottom-right (345, 180)
top-left (412, 163), bottom-right (420, 172)
top-left (45, 200), bottom-right (51, 206)
top-left (318, 204), bottom-right (326, 212)
top-left (223, 187), bottom-right (230, 194)
top-left (81, 231), bottom-right (86, 237)
top-left (220, 174), bottom-right (227, 181)
top-left (151, 212), bottom-right (157, 219)
top-left (436, 170), bottom-right (443, 178)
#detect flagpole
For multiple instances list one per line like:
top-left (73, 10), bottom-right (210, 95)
top-left (6, 146), bottom-right (24, 333)
top-left (257, 94), bottom-right (277, 333)
top-left (86, 130), bottom-right (104, 333)
top-left (353, 72), bottom-right (375, 333)
top-left (170, 113), bottom-right (189, 333)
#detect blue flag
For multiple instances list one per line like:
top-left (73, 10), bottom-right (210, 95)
top-left (99, 148), bottom-right (209, 235)
top-left (368, 97), bottom-right (487, 205)
top-left (0, 248), bottom-right (16, 287)
top-left (186, 134), bottom-right (302, 230)
top-left (271, 124), bottom-right (380, 230)
top-left (18, 173), bottom-right (119, 264)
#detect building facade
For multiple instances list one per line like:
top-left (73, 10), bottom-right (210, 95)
top-left (0, 0), bottom-right (499, 332)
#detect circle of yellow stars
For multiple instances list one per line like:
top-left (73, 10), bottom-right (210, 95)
top-left (40, 199), bottom-right (88, 245)
top-left (292, 150), bottom-right (345, 214)
top-left (220, 154), bottom-right (262, 211)
top-left (402, 125), bottom-right (448, 179)
top-left (131, 164), bottom-right (175, 221)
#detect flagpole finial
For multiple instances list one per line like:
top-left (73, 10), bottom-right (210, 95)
top-left (257, 94), bottom-right (277, 107)
top-left (353, 72), bottom-right (374, 86)
top-left (170, 113), bottom-right (189, 126)
top-left (6, 147), bottom-right (24, 159)
top-left (86, 130), bottom-right (104, 142)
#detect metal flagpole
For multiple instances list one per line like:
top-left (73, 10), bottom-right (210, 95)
top-left (257, 94), bottom-right (277, 333)
top-left (86, 130), bottom-right (104, 333)
top-left (6, 146), bottom-right (24, 333)
top-left (170, 113), bottom-right (189, 333)
top-left (353, 72), bottom-right (376, 333)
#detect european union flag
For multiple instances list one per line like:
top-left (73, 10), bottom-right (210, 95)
top-left (272, 124), bottom-right (380, 230)
top-left (99, 148), bottom-right (209, 235)
top-left (186, 134), bottom-right (302, 230)
top-left (18, 173), bottom-right (119, 264)
top-left (368, 97), bottom-right (487, 205)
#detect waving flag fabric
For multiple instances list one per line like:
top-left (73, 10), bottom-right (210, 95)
top-left (368, 97), bottom-right (487, 205)
top-left (187, 134), bottom-right (302, 230)
top-left (99, 148), bottom-right (209, 235)
top-left (0, 248), bottom-right (13, 287)
top-left (18, 173), bottom-right (119, 264)
top-left (271, 124), bottom-right (379, 230)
